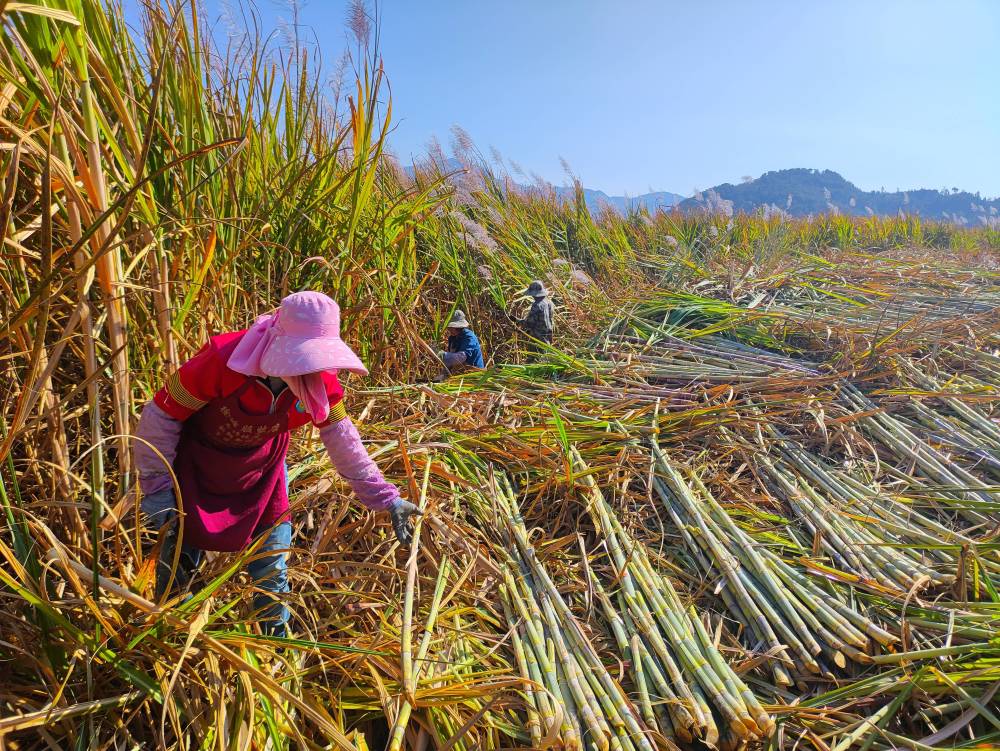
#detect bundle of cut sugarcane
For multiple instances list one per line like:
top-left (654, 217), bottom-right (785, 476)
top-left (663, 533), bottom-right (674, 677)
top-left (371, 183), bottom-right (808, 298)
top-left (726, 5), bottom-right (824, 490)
top-left (838, 382), bottom-right (999, 527)
top-left (944, 342), bottom-right (1000, 389)
top-left (650, 441), bottom-right (897, 686)
top-left (774, 430), bottom-right (1000, 589)
top-left (897, 401), bottom-right (1000, 479)
top-left (594, 331), bottom-right (820, 384)
top-left (570, 449), bottom-right (774, 749)
top-left (768, 267), bottom-right (1000, 329)
top-left (899, 359), bottom-right (1000, 442)
top-left (893, 358), bottom-right (1000, 478)
top-left (756, 430), bottom-right (958, 592)
top-left (494, 476), bottom-right (660, 751)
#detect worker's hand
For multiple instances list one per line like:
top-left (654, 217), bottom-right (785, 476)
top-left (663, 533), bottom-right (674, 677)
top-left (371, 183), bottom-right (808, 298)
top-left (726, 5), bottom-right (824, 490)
top-left (389, 499), bottom-right (423, 546)
top-left (140, 486), bottom-right (176, 529)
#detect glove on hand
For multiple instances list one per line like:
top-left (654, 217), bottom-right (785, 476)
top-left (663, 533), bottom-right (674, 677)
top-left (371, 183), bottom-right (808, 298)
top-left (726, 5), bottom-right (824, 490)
top-left (389, 499), bottom-right (423, 546)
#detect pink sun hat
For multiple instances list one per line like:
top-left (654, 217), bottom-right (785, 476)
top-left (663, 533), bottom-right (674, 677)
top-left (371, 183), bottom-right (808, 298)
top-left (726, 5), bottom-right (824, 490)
top-left (228, 291), bottom-right (368, 378)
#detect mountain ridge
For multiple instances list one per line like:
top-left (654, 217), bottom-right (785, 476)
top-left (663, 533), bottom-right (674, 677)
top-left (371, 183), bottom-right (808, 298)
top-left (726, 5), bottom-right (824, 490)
top-left (407, 160), bottom-right (997, 224)
top-left (677, 168), bottom-right (1000, 224)
top-left (554, 186), bottom-right (686, 215)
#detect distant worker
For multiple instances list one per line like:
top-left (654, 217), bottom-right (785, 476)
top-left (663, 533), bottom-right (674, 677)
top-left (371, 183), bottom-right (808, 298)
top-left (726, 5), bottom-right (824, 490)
top-left (437, 309), bottom-right (485, 379)
top-left (517, 280), bottom-right (555, 346)
top-left (133, 291), bottom-right (422, 638)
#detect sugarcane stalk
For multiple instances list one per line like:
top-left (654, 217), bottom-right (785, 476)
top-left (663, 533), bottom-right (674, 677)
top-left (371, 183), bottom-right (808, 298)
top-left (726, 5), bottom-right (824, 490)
top-left (630, 633), bottom-right (657, 731)
top-left (388, 553), bottom-right (450, 751)
top-left (543, 603), bottom-right (611, 751)
top-left (502, 566), bottom-right (581, 748)
top-left (401, 461), bottom-right (432, 704)
top-left (502, 593), bottom-right (543, 747)
top-left (617, 595), bottom-right (698, 742)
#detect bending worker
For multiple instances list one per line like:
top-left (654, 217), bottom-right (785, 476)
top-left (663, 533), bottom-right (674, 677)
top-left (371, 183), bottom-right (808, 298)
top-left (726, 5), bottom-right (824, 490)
top-left (517, 280), bottom-right (555, 345)
top-left (437, 309), bottom-right (484, 378)
top-left (133, 291), bottom-right (422, 637)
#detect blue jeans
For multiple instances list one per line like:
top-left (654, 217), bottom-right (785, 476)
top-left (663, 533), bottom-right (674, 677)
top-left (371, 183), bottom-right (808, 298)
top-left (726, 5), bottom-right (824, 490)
top-left (143, 470), bottom-right (292, 637)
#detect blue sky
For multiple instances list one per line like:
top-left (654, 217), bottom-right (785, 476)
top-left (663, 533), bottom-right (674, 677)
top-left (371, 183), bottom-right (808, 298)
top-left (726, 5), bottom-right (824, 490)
top-left (128, 1), bottom-right (1000, 197)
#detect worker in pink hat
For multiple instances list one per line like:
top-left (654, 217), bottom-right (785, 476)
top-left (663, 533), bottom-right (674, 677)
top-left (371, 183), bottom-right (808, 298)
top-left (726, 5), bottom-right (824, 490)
top-left (133, 291), bottom-right (420, 637)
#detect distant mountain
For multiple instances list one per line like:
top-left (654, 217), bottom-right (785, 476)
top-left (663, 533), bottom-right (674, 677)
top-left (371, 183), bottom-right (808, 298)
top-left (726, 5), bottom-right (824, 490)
top-left (555, 186), bottom-right (685, 215)
top-left (402, 159), bottom-right (684, 215)
top-left (676, 168), bottom-right (1000, 224)
top-left (406, 160), bottom-right (996, 224)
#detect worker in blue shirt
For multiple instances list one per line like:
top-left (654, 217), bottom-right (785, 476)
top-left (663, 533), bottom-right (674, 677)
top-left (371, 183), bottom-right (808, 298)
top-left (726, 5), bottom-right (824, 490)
top-left (437, 309), bottom-right (484, 378)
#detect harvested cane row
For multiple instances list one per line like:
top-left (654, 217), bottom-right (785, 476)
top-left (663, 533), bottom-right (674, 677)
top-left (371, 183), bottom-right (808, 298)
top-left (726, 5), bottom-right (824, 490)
top-left (574, 450), bottom-right (773, 748)
top-left (430, 273), bottom-right (1000, 748)
top-left (651, 441), bottom-right (896, 684)
top-left (759, 435), bottom-right (969, 591)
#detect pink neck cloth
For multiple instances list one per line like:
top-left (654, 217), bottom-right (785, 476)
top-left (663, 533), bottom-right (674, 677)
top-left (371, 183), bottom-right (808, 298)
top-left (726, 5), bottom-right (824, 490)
top-left (228, 314), bottom-right (330, 423)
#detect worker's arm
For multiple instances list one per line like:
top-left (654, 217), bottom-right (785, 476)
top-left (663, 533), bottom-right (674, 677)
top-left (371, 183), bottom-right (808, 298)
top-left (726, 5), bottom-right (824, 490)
top-left (134, 340), bottom-right (223, 524)
top-left (134, 401), bottom-right (183, 497)
top-left (520, 304), bottom-right (539, 331)
top-left (439, 350), bottom-right (468, 369)
top-left (133, 402), bottom-right (184, 528)
top-left (319, 411), bottom-right (422, 544)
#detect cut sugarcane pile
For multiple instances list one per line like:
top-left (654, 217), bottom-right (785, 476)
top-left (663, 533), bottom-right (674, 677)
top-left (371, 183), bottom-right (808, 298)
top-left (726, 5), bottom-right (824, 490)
top-left (756, 429), bottom-right (962, 592)
top-left (492, 474), bottom-right (660, 751)
top-left (650, 441), bottom-right (897, 685)
top-left (837, 382), bottom-right (999, 527)
top-left (358, 274), bottom-right (1000, 749)
top-left (892, 357), bottom-right (1000, 480)
top-left (573, 450), bottom-right (774, 748)
top-left (451, 451), bottom-right (775, 751)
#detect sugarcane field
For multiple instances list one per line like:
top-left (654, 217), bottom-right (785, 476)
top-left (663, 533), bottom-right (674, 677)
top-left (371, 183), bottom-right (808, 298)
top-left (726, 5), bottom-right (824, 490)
top-left (1, 1), bottom-right (999, 749)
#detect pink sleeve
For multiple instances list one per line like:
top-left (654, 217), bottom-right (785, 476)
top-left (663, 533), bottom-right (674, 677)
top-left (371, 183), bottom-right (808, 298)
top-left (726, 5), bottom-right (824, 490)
top-left (320, 416), bottom-right (400, 512)
top-left (134, 401), bottom-right (182, 494)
